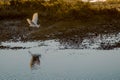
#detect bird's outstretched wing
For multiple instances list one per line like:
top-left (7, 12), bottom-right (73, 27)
top-left (32, 13), bottom-right (38, 24)
top-left (27, 19), bottom-right (32, 25)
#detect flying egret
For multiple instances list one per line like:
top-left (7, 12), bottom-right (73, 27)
top-left (27, 12), bottom-right (40, 28)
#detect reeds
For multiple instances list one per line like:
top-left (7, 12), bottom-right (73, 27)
top-left (0, 0), bottom-right (120, 41)
top-left (0, 0), bottom-right (120, 20)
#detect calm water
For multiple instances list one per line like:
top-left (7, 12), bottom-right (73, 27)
top-left (0, 40), bottom-right (120, 80)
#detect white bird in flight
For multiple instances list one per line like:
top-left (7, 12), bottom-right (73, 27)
top-left (27, 12), bottom-right (40, 28)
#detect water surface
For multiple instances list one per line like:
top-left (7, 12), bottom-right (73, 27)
top-left (0, 40), bottom-right (120, 80)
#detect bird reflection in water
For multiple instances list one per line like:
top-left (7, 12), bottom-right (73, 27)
top-left (29, 51), bottom-right (41, 70)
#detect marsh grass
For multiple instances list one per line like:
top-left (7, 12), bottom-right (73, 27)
top-left (0, 0), bottom-right (120, 41)
top-left (0, 0), bottom-right (120, 20)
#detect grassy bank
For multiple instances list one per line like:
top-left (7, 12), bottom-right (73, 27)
top-left (0, 0), bottom-right (120, 41)
top-left (0, 0), bottom-right (120, 20)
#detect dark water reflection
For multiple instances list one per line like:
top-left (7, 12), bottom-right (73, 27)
top-left (59, 33), bottom-right (120, 50)
top-left (29, 51), bottom-right (41, 70)
top-left (0, 32), bottom-right (120, 50)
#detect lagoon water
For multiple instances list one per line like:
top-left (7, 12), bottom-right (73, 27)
top-left (0, 40), bottom-right (120, 80)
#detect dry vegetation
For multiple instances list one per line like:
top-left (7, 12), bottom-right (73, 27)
top-left (0, 0), bottom-right (120, 41)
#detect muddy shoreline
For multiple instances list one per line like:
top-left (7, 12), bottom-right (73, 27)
top-left (0, 19), bottom-right (120, 50)
top-left (0, 19), bottom-right (120, 41)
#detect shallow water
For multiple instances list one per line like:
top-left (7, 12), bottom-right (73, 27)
top-left (59, 33), bottom-right (120, 49)
top-left (0, 40), bottom-right (120, 80)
